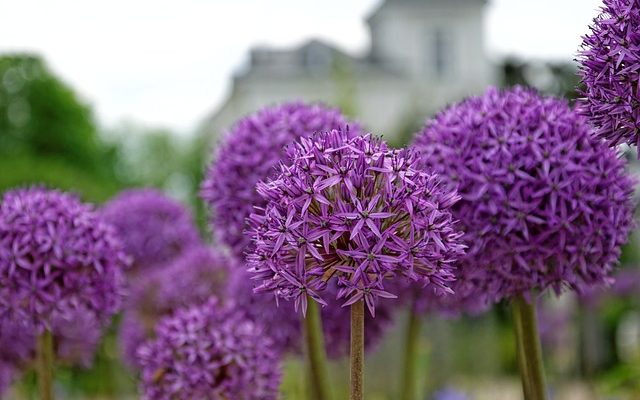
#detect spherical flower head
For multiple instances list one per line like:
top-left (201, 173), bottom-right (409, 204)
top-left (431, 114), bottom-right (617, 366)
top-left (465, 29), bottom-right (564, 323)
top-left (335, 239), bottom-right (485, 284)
top-left (51, 300), bottom-right (102, 368)
top-left (433, 387), bottom-right (470, 400)
top-left (577, 0), bottom-right (640, 148)
top-left (320, 280), bottom-right (395, 359)
top-left (120, 246), bottom-right (230, 368)
top-left (0, 362), bottom-right (14, 396)
top-left (406, 277), bottom-right (491, 318)
top-left (0, 187), bottom-right (126, 332)
top-left (228, 268), bottom-right (395, 358)
top-left (102, 188), bottom-right (201, 273)
top-left (579, 267), bottom-right (640, 308)
top-left (201, 101), bottom-right (362, 258)
top-left (227, 268), bottom-right (301, 353)
top-left (248, 129), bottom-right (465, 316)
top-left (413, 86), bottom-right (636, 303)
top-left (0, 302), bottom-right (105, 391)
top-left (137, 298), bottom-right (281, 400)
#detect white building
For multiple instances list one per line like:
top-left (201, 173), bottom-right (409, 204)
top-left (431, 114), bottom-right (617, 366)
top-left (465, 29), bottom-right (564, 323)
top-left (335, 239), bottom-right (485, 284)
top-left (202, 0), bottom-right (495, 145)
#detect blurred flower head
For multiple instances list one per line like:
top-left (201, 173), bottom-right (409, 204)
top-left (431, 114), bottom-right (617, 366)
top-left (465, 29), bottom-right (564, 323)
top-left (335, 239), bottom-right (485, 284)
top-left (0, 361), bottom-right (15, 396)
top-left (433, 387), bottom-right (470, 400)
top-left (248, 129), bottom-right (465, 316)
top-left (578, 0), bottom-right (640, 148)
top-left (0, 187), bottom-right (126, 332)
top-left (320, 280), bottom-right (395, 358)
top-left (137, 298), bottom-right (281, 400)
top-left (579, 267), bottom-right (640, 309)
top-left (101, 188), bottom-right (200, 273)
top-left (0, 301), bottom-right (106, 392)
top-left (226, 268), bottom-right (301, 353)
top-left (200, 101), bottom-right (361, 259)
top-left (120, 245), bottom-right (230, 368)
top-left (228, 268), bottom-right (395, 358)
top-left (413, 86), bottom-right (635, 303)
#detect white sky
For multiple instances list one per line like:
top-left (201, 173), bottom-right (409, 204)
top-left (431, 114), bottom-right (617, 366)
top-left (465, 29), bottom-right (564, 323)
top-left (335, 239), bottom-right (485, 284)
top-left (0, 0), bottom-right (602, 135)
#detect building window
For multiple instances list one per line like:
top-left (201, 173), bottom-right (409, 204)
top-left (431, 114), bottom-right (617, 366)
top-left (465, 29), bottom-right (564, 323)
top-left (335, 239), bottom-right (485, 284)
top-left (431, 28), bottom-right (452, 78)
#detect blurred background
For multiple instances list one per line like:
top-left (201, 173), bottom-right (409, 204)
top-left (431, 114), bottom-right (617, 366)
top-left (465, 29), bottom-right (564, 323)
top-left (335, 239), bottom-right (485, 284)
top-left (3, 0), bottom-right (640, 398)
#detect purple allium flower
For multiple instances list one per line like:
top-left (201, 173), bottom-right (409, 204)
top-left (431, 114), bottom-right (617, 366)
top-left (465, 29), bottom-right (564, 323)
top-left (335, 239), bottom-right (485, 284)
top-left (200, 101), bottom-right (362, 258)
top-left (52, 301), bottom-right (102, 368)
top-left (102, 188), bottom-right (201, 273)
top-left (247, 129), bottom-right (465, 316)
top-left (433, 387), bottom-right (470, 400)
top-left (227, 268), bottom-right (301, 353)
top-left (0, 187), bottom-right (126, 332)
top-left (228, 269), bottom-right (394, 358)
top-left (320, 280), bottom-right (395, 358)
top-left (536, 300), bottom-right (571, 352)
top-left (0, 318), bottom-right (33, 368)
top-left (0, 361), bottom-right (15, 396)
top-left (137, 298), bottom-right (281, 400)
top-left (577, 0), bottom-right (640, 147)
top-left (0, 303), bottom-right (105, 392)
top-left (119, 246), bottom-right (230, 367)
top-left (413, 86), bottom-right (636, 303)
top-left (579, 267), bottom-right (640, 308)
top-left (406, 278), bottom-right (491, 318)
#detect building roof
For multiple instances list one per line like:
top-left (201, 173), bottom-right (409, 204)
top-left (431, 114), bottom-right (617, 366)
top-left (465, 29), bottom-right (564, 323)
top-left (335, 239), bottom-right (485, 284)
top-left (235, 39), bottom-right (403, 82)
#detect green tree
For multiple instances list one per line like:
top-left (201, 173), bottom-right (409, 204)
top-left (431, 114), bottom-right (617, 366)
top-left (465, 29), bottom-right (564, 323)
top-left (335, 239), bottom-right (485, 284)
top-left (0, 54), bottom-right (122, 201)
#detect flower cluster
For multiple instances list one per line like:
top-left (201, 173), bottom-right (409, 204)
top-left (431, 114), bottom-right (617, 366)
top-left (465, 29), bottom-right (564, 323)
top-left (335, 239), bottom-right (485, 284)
top-left (406, 277), bottom-right (491, 318)
top-left (579, 267), bottom-right (640, 308)
top-left (51, 301), bottom-right (102, 368)
top-left (413, 86), bottom-right (635, 303)
top-left (577, 0), bottom-right (640, 147)
top-left (0, 361), bottom-right (15, 396)
top-left (228, 269), bottom-right (395, 358)
top-left (320, 281), bottom-right (395, 358)
top-left (201, 101), bottom-right (361, 258)
top-left (101, 188), bottom-right (200, 273)
top-left (248, 129), bottom-right (465, 316)
top-left (0, 187), bottom-right (126, 332)
top-left (137, 298), bottom-right (281, 400)
top-left (226, 268), bottom-right (301, 353)
top-left (0, 301), bottom-right (104, 393)
top-left (120, 246), bottom-right (230, 367)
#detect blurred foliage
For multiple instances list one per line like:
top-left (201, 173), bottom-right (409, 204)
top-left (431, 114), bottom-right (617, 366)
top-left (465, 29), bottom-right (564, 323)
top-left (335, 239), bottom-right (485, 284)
top-left (0, 54), bottom-right (123, 199)
top-left (104, 121), bottom-right (210, 233)
top-left (501, 57), bottom-right (581, 101)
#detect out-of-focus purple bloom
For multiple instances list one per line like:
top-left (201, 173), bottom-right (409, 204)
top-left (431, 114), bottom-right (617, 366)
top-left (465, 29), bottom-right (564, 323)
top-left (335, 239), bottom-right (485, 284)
top-left (52, 301), bottom-right (102, 368)
top-left (413, 86), bottom-right (635, 304)
top-left (248, 129), bottom-right (465, 316)
top-left (433, 387), bottom-right (470, 400)
top-left (0, 302), bottom-right (105, 392)
top-left (227, 268), bottom-right (301, 353)
top-left (320, 281), bottom-right (395, 358)
top-left (120, 246), bottom-right (230, 368)
top-left (0, 187), bottom-right (126, 332)
top-left (407, 277), bottom-right (491, 318)
top-left (201, 101), bottom-right (361, 258)
top-left (579, 268), bottom-right (640, 309)
top-left (0, 361), bottom-right (16, 396)
top-left (102, 188), bottom-right (201, 273)
top-left (577, 0), bottom-right (640, 148)
top-left (228, 269), bottom-right (394, 358)
top-left (536, 300), bottom-right (571, 352)
top-left (137, 298), bottom-right (281, 400)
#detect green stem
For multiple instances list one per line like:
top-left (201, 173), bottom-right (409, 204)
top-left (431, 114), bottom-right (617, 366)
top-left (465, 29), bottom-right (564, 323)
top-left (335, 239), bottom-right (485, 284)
top-left (303, 298), bottom-right (333, 400)
top-left (401, 304), bottom-right (421, 400)
top-left (511, 295), bottom-right (548, 400)
top-left (36, 330), bottom-right (54, 400)
top-left (350, 300), bottom-right (364, 400)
